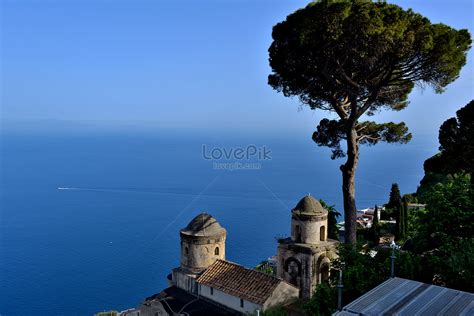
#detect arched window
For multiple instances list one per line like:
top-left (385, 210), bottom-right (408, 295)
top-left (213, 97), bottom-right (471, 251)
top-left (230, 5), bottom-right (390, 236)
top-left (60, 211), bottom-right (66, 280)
top-left (320, 226), bottom-right (326, 241)
top-left (295, 225), bottom-right (302, 243)
top-left (214, 247), bottom-right (219, 255)
top-left (318, 256), bottom-right (331, 284)
top-left (320, 264), bottom-right (329, 283)
top-left (185, 247), bottom-right (189, 255)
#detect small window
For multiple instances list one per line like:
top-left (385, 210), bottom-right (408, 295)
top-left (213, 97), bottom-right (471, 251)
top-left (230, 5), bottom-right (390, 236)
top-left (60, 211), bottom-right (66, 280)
top-left (185, 247), bottom-right (189, 255)
top-left (214, 247), bottom-right (219, 255)
top-left (295, 225), bottom-right (302, 242)
top-left (320, 226), bottom-right (326, 241)
top-left (240, 298), bottom-right (244, 308)
top-left (210, 287), bottom-right (214, 295)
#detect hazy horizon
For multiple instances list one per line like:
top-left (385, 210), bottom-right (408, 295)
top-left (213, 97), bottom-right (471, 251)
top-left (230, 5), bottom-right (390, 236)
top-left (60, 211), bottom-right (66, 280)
top-left (2, 0), bottom-right (473, 139)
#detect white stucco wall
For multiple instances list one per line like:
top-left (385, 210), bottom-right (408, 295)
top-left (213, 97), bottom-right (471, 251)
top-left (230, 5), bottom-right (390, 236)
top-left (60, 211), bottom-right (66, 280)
top-left (199, 284), bottom-right (262, 314)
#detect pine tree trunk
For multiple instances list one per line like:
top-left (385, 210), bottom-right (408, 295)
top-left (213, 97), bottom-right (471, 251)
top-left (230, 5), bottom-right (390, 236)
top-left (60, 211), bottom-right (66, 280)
top-left (341, 127), bottom-right (359, 246)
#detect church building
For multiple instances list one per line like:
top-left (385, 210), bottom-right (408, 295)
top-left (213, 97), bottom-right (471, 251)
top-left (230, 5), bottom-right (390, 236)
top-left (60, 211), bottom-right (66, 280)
top-left (121, 195), bottom-right (338, 315)
top-left (277, 195), bottom-right (339, 298)
top-left (172, 213), bottom-right (299, 314)
top-left (172, 213), bottom-right (227, 294)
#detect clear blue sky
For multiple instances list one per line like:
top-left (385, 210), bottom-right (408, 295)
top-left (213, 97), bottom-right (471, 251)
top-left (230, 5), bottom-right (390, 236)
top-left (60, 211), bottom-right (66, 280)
top-left (1, 0), bottom-right (473, 137)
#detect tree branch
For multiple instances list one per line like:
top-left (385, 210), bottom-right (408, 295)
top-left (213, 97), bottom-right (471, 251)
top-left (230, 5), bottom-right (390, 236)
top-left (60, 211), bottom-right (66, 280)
top-left (357, 134), bottom-right (381, 143)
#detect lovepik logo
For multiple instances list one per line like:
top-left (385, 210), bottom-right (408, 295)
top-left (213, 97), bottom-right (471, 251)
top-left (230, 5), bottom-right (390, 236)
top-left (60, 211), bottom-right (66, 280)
top-left (201, 144), bottom-right (272, 161)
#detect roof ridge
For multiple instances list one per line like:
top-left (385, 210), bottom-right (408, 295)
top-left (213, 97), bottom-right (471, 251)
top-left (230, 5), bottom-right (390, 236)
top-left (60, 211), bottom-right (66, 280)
top-left (213, 259), bottom-right (280, 280)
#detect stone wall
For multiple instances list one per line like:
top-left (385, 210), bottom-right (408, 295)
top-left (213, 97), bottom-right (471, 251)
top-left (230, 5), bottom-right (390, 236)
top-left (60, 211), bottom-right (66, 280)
top-left (180, 232), bottom-right (226, 273)
top-left (291, 214), bottom-right (328, 244)
top-left (172, 268), bottom-right (198, 294)
top-left (262, 282), bottom-right (299, 311)
top-left (277, 244), bottom-right (314, 298)
top-left (277, 242), bottom-right (336, 299)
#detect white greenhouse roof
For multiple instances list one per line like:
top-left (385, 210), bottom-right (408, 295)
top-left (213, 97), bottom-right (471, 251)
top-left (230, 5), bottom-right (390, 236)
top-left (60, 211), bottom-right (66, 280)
top-left (334, 277), bottom-right (474, 315)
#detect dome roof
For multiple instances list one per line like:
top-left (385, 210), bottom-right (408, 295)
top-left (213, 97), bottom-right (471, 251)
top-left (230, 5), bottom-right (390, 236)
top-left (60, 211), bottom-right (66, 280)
top-left (292, 195), bottom-right (327, 215)
top-left (181, 213), bottom-right (226, 237)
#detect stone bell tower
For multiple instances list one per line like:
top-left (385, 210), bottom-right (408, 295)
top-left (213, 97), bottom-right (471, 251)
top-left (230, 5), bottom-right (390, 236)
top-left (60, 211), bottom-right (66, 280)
top-left (277, 195), bottom-right (339, 299)
top-left (172, 213), bottom-right (226, 293)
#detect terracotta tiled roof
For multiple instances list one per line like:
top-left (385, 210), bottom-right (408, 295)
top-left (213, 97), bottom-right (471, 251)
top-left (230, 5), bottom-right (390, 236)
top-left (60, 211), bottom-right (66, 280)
top-left (196, 260), bottom-right (288, 305)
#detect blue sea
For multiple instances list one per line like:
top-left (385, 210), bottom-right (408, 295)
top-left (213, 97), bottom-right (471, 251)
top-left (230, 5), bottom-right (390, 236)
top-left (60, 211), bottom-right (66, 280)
top-left (0, 128), bottom-right (438, 315)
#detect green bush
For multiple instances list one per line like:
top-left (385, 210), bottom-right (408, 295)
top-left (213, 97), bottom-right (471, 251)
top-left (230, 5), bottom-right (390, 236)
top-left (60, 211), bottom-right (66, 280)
top-left (304, 283), bottom-right (337, 316)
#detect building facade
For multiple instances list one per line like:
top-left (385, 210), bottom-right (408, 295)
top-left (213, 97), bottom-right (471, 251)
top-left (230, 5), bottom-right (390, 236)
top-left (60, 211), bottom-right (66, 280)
top-left (277, 195), bottom-right (339, 299)
top-left (172, 213), bottom-right (226, 294)
top-left (171, 213), bottom-right (299, 314)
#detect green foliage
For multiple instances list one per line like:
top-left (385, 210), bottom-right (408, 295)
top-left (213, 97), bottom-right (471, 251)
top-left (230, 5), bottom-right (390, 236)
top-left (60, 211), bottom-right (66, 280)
top-left (320, 199), bottom-right (341, 240)
top-left (418, 99), bottom-right (474, 203)
top-left (369, 224), bottom-right (381, 247)
top-left (95, 312), bottom-right (118, 316)
top-left (268, 0), bottom-right (471, 246)
top-left (382, 183), bottom-right (407, 241)
top-left (437, 238), bottom-right (474, 292)
top-left (411, 176), bottom-right (474, 291)
top-left (402, 196), bottom-right (409, 239)
top-left (334, 246), bottom-right (426, 304)
top-left (403, 194), bottom-right (418, 204)
top-left (366, 205), bottom-right (381, 246)
top-left (256, 260), bottom-right (275, 276)
top-left (312, 119), bottom-right (412, 159)
top-left (305, 99), bottom-right (474, 309)
top-left (386, 183), bottom-right (402, 212)
top-left (332, 246), bottom-right (389, 305)
top-left (395, 205), bottom-right (403, 241)
top-left (417, 170), bottom-right (452, 203)
top-left (415, 175), bottom-right (473, 251)
top-left (269, 0), bottom-right (471, 158)
top-left (395, 251), bottom-right (423, 281)
top-left (262, 305), bottom-right (288, 316)
top-left (384, 183), bottom-right (402, 224)
top-left (419, 100), bottom-right (474, 198)
top-left (304, 283), bottom-right (337, 316)
top-left (405, 101), bottom-right (474, 292)
top-left (304, 247), bottom-right (431, 314)
top-left (373, 205), bottom-right (379, 226)
top-left (436, 100), bottom-right (474, 177)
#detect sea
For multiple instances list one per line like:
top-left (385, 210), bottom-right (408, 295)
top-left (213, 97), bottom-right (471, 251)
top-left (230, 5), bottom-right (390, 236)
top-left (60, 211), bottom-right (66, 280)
top-left (0, 128), bottom-right (438, 315)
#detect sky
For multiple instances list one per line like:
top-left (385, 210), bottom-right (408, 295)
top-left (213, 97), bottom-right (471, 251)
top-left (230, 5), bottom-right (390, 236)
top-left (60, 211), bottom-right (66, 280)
top-left (1, 0), bottom-right (473, 137)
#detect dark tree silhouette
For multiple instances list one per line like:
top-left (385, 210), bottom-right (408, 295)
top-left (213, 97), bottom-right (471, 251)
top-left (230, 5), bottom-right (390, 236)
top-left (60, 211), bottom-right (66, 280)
top-left (425, 100), bottom-right (474, 183)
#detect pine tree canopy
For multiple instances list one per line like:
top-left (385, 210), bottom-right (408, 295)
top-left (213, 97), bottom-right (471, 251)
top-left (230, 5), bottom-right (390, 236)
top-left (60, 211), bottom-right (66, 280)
top-left (268, 0), bottom-right (471, 158)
